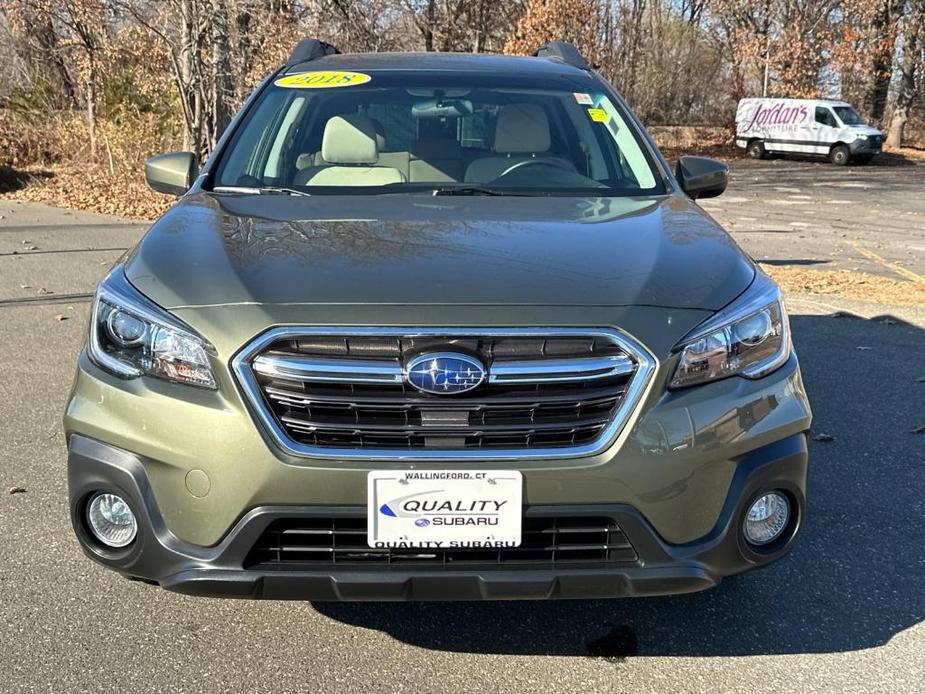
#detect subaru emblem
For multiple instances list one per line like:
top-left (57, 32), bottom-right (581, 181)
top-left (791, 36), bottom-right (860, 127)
top-left (405, 352), bottom-right (486, 395)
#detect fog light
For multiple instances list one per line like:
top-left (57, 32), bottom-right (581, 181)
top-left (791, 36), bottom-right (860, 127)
top-left (86, 493), bottom-right (137, 548)
top-left (743, 492), bottom-right (790, 546)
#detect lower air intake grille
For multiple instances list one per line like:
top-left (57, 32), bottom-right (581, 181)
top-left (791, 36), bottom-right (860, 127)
top-left (245, 516), bottom-right (638, 568)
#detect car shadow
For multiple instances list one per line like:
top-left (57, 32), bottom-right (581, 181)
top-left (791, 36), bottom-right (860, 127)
top-left (761, 152), bottom-right (918, 168)
top-left (312, 311), bottom-right (925, 658)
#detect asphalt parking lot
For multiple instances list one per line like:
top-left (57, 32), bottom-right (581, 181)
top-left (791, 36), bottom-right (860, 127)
top-left (700, 157), bottom-right (925, 281)
top-left (1, 159), bottom-right (923, 693)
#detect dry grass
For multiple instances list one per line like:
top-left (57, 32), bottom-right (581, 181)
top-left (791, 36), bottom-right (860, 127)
top-left (883, 144), bottom-right (925, 162)
top-left (0, 164), bottom-right (172, 220)
top-left (763, 265), bottom-right (925, 307)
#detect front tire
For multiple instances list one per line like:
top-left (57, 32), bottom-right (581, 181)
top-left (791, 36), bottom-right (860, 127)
top-left (830, 144), bottom-right (850, 166)
top-left (746, 140), bottom-right (766, 159)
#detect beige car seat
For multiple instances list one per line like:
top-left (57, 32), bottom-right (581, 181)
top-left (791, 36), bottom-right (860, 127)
top-left (295, 115), bottom-right (405, 186)
top-left (410, 137), bottom-right (464, 182)
top-left (296, 117), bottom-right (411, 180)
top-left (465, 104), bottom-right (560, 183)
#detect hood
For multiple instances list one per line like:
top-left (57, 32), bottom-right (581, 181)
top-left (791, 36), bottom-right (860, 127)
top-left (851, 125), bottom-right (882, 137)
top-left (125, 192), bottom-right (754, 311)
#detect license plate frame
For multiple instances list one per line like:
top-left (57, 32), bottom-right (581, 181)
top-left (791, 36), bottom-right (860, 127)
top-left (367, 470), bottom-right (523, 549)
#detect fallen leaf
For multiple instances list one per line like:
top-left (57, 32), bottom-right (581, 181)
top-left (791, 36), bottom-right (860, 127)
top-left (37, 287), bottom-right (52, 295)
top-left (856, 346), bottom-right (872, 350)
top-left (915, 377), bottom-right (925, 383)
top-left (27, 245), bottom-right (38, 251)
top-left (53, 313), bottom-right (68, 321)
top-left (8, 486), bottom-right (26, 495)
top-left (20, 284), bottom-right (30, 289)
top-left (913, 426), bottom-right (925, 435)
top-left (812, 432), bottom-right (835, 442)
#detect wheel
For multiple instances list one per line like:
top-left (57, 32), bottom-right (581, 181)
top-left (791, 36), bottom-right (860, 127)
top-left (746, 140), bottom-right (766, 159)
top-left (830, 144), bottom-right (850, 166)
top-left (854, 154), bottom-right (873, 165)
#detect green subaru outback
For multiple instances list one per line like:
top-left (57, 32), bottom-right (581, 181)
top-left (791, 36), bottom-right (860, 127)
top-left (64, 40), bottom-right (811, 600)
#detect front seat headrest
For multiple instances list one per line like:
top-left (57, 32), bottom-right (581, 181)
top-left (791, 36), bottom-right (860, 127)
top-left (321, 114), bottom-right (379, 165)
top-left (494, 104), bottom-right (551, 154)
top-left (368, 118), bottom-right (388, 151)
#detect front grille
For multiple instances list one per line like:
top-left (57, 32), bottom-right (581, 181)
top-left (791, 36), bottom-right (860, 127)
top-left (233, 328), bottom-right (653, 458)
top-left (245, 516), bottom-right (638, 568)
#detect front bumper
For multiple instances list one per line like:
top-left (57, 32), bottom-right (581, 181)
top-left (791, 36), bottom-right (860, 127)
top-left (848, 139), bottom-right (882, 156)
top-left (68, 432), bottom-right (808, 601)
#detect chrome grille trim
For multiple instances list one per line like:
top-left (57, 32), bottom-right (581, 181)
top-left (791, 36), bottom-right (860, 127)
top-left (253, 354), bottom-right (404, 384)
top-left (488, 355), bottom-right (635, 384)
top-left (253, 352), bottom-right (635, 386)
top-left (231, 327), bottom-right (658, 461)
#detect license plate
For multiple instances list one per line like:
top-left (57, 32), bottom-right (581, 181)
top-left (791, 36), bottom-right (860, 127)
top-left (367, 470), bottom-right (522, 549)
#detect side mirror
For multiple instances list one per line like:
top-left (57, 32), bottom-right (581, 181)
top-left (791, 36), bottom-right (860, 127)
top-left (675, 156), bottom-right (728, 200)
top-left (145, 151), bottom-right (198, 196)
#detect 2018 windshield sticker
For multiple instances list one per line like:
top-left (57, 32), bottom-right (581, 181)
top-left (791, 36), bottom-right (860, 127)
top-left (275, 71), bottom-right (372, 89)
top-left (588, 108), bottom-right (609, 123)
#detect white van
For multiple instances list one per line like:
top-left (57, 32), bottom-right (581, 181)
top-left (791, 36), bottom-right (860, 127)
top-left (735, 98), bottom-right (883, 165)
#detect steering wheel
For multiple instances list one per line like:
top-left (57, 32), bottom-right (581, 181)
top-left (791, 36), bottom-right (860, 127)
top-left (496, 157), bottom-right (576, 179)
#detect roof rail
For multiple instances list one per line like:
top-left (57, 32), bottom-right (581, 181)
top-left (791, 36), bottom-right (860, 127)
top-left (533, 41), bottom-right (589, 70)
top-left (285, 39), bottom-right (340, 67)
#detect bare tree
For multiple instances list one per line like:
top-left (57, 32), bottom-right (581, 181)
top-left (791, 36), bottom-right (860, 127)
top-left (887, 2), bottom-right (924, 147)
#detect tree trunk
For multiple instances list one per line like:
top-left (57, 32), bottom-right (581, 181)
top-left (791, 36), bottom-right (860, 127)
top-left (86, 62), bottom-right (98, 163)
top-left (35, 18), bottom-right (78, 109)
top-left (865, 1), bottom-right (901, 125)
top-left (235, 8), bottom-right (253, 102)
top-left (886, 10), bottom-right (922, 148)
top-left (210, 0), bottom-right (233, 149)
top-left (423, 0), bottom-right (435, 51)
top-left (179, 0), bottom-right (195, 152)
top-left (472, 0), bottom-right (488, 52)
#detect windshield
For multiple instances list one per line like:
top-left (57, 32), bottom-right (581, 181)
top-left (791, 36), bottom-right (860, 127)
top-left (833, 106), bottom-right (866, 126)
top-left (212, 70), bottom-right (664, 196)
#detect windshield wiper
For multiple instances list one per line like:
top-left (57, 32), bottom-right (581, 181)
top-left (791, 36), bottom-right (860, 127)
top-left (213, 186), bottom-right (311, 198)
top-left (429, 186), bottom-right (531, 197)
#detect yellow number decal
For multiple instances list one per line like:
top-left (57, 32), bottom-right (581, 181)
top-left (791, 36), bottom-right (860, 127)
top-left (275, 71), bottom-right (372, 89)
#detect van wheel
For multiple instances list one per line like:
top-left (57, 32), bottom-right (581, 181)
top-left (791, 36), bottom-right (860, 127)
top-left (830, 145), bottom-right (850, 166)
top-left (746, 140), bottom-right (766, 159)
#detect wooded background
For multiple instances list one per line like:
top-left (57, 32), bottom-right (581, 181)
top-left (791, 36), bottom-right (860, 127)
top-left (1, 0), bottom-right (923, 215)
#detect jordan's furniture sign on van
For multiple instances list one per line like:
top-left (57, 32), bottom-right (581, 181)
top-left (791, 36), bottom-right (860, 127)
top-left (735, 98), bottom-right (883, 165)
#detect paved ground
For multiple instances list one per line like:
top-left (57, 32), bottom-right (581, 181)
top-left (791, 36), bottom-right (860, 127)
top-left (700, 157), bottom-right (925, 284)
top-left (1, 160), bottom-right (923, 693)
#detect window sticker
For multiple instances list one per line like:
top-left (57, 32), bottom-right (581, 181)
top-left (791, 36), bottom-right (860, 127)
top-left (587, 108), bottom-right (609, 123)
top-left (275, 71), bottom-right (372, 89)
top-left (573, 92), bottom-right (593, 105)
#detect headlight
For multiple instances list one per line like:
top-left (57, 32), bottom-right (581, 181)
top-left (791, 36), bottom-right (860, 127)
top-left (88, 267), bottom-right (217, 389)
top-left (669, 272), bottom-right (791, 389)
